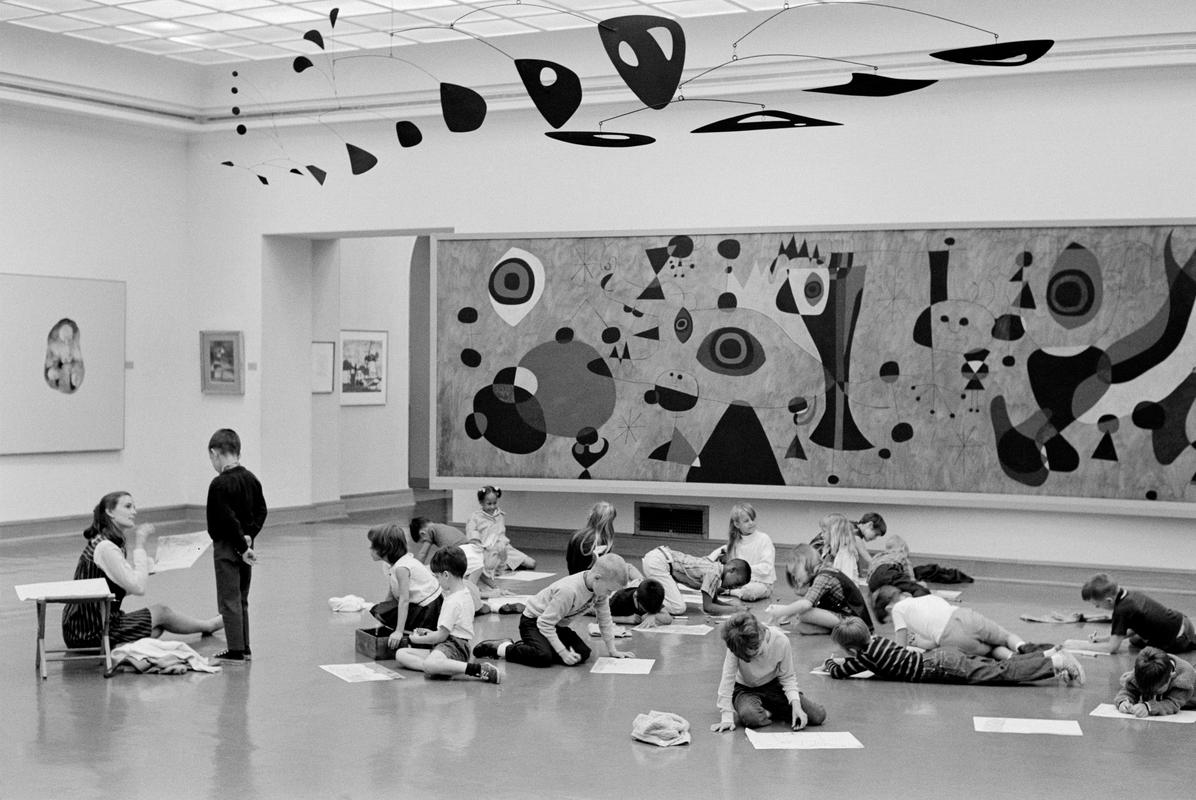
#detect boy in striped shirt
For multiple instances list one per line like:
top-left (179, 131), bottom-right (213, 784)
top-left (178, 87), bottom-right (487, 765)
top-left (824, 617), bottom-right (1085, 686)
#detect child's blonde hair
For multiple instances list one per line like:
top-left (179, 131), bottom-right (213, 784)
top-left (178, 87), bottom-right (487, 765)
top-left (821, 516), bottom-right (856, 564)
top-left (726, 502), bottom-right (757, 555)
top-left (591, 552), bottom-right (629, 586)
top-left (819, 511), bottom-right (848, 532)
top-left (883, 534), bottom-right (909, 556)
top-left (785, 543), bottom-right (821, 591)
top-left (575, 501), bottom-right (617, 563)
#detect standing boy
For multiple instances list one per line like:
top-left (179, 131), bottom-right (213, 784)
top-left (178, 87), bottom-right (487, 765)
top-left (472, 553), bottom-right (635, 667)
top-left (206, 428), bottom-right (267, 663)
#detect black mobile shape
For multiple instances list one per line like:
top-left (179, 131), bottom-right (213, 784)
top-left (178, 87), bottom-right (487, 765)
top-left (805, 72), bottom-right (936, 97)
top-left (306, 165), bottom-right (327, 185)
top-left (257, 175), bottom-right (268, 185)
top-left (346, 143), bottom-right (377, 175)
top-left (304, 30), bottom-right (325, 50)
top-left (330, 8), bottom-right (338, 27)
top-left (691, 110), bottom-right (841, 134)
top-left (395, 121), bottom-right (422, 148)
top-left (515, 59), bottom-right (583, 129)
top-left (545, 131), bottom-right (655, 148)
top-left (293, 56), bottom-right (314, 73)
top-left (440, 83), bottom-right (487, 133)
top-left (598, 15), bottom-right (686, 111)
top-left (930, 39), bottom-right (1054, 67)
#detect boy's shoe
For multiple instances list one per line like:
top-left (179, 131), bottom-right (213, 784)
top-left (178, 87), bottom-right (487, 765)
top-left (472, 639), bottom-right (510, 659)
top-left (498, 603), bottom-right (525, 615)
top-left (213, 649), bottom-right (246, 663)
top-left (243, 649), bottom-right (252, 661)
top-left (1057, 652), bottom-right (1085, 685)
top-left (477, 662), bottom-right (503, 684)
top-left (1017, 642), bottom-right (1054, 655)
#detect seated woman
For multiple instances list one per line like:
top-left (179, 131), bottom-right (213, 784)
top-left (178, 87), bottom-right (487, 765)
top-left (62, 491), bottom-right (223, 648)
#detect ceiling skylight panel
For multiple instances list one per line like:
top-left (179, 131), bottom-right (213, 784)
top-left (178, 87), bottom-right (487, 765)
top-left (237, 3), bottom-right (323, 24)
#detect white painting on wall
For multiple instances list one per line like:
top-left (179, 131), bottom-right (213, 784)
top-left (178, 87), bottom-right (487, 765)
top-left (0, 273), bottom-right (125, 454)
top-left (340, 330), bottom-right (387, 406)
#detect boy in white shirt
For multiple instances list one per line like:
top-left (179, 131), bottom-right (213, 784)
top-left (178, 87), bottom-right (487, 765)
top-left (393, 546), bottom-right (501, 684)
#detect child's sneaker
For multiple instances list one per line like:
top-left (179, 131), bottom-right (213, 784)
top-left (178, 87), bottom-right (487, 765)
top-left (1017, 642), bottom-right (1054, 655)
top-left (1057, 652), bottom-right (1085, 685)
top-left (472, 639), bottom-right (510, 659)
top-left (213, 649), bottom-right (245, 663)
top-left (243, 649), bottom-right (252, 661)
top-left (478, 662), bottom-right (503, 684)
top-left (498, 603), bottom-right (525, 615)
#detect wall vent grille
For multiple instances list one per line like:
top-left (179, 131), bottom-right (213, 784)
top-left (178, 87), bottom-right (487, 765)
top-left (634, 502), bottom-right (708, 538)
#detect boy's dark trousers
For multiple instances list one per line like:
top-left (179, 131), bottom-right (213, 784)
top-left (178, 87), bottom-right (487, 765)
top-left (214, 540), bottom-right (251, 652)
top-left (505, 613), bottom-right (592, 667)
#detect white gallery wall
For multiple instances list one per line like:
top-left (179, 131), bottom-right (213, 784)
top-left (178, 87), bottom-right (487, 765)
top-left (2, 11), bottom-right (1194, 567)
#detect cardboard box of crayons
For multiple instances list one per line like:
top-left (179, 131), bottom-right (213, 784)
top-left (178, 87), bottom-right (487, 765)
top-left (355, 627), bottom-right (397, 660)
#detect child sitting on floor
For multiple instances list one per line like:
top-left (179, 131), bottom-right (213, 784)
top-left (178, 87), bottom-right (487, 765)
top-left (471, 553), bottom-right (634, 667)
top-left (393, 546), bottom-right (501, 684)
top-left (709, 503), bottom-right (775, 601)
top-left (866, 534), bottom-right (930, 599)
top-left (1113, 646), bottom-right (1196, 717)
top-left (366, 524), bottom-right (443, 649)
top-left (1061, 573), bottom-right (1196, 654)
top-left (642, 545), bottom-right (750, 617)
top-left (711, 611), bottom-right (826, 733)
top-left (607, 578), bottom-right (672, 628)
top-left (824, 616), bottom-right (1084, 685)
top-left (765, 544), bottom-right (872, 635)
top-left (466, 485), bottom-right (535, 572)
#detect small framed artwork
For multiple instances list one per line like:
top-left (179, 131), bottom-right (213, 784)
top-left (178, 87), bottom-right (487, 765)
top-left (340, 329), bottom-right (387, 405)
top-left (200, 330), bottom-right (244, 395)
top-left (311, 340), bottom-right (335, 394)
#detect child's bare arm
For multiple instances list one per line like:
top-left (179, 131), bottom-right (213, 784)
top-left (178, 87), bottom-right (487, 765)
top-left (1061, 633), bottom-right (1123, 654)
top-left (410, 625), bottom-right (450, 647)
top-left (702, 591), bottom-right (740, 616)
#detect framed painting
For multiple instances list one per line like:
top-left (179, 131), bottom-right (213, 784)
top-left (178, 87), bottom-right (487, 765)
top-left (311, 340), bottom-right (335, 394)
top-left (200, 330), bottom-right (244, 395)
top-left (0, 273), bottom-right (125, 454)
top-left (340, 330), bottom-right (387, 406)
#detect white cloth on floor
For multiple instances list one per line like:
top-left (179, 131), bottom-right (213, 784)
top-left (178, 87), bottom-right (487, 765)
top-left (631, 710), bottom-right (691, 747)
top-left (110, 638), bottom-right (222, 674)
top-left (328, 594), bottom-right (371, 612)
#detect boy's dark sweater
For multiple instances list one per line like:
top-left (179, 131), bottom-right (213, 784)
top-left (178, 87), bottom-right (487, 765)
top-left (206, 465), bottom-right (267, 555)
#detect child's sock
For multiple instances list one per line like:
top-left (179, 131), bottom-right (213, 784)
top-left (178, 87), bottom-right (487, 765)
top-left (497, 641), bottom-right (510, 658)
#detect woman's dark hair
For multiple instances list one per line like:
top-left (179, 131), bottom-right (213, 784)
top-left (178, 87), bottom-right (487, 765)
top-left (367, 524), bottom-right (408, 564)
top-left (84, 491), bottom-right (130, 544)
top-left (409, 517), bottom-right (430, 542)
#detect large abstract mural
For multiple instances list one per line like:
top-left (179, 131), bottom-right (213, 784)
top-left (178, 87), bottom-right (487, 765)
top-left (436, 226), bottom-right (1196, 503)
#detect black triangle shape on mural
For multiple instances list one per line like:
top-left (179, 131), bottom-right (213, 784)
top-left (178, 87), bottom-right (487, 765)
top-left (930, 39), bottom-right (1054, 67)
top-left (440, 83), bottom-right (487, 133)
top-left (648, 440), bottom-right (671, 462)
top-left (692, 110), bottom-right (841, 134)
top-left (1018, 283), bottom-right (1037, 309)
top-left (515, 59), bottom-right (583, 129)
top-left (638, 278), bottom-right (665, 300)
top-left (579, 469), bottom-right (591, 479)
top-left (796, 240), bottom-right (810, 259)
top-left (785, 434), bottom-right (807, 460)
top-left (346, 143), bottom-right (378, 175)
top-left (805, 72), bottom-right (937, 97)
top-left (775, 277), bottom-right (799, 314)
top-left (634, 327), bottom-right (659, 340)
top-left (610, 346), bottom-right (620, 360)
top-left (912, 307), bottom-right (933, 347)
top-left (306, 165), bottom-right (327, 185)
top-left (621, 343), bottom-right (630, 360)
top-left (1010, 267), bottom-right (1024, 282)
top-left (687, 402), bottom-right (784, 485)
top-left (1091, 432), bottom-right (1118, 461)
top-left (991, 313), bottom-right (1025, 341)
top-left (646, 247), bottom-right (669, 273)
top-left (598, 15), bottom-right (686, 111)
top-left (303, 30), bottom-right (325, 50)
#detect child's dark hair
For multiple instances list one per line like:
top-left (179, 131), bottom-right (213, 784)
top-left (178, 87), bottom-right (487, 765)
top-left (409, 517), bottom-right (430, 542)
top-left (1133, 647), bottom-right (1174, 696)
top-left (1081, 573), bottom-right (1119, 602)
top-left (430, 545), bottom-right (467, 578)
top-left (477, 485), bottom-right (502, 502)
top-left (858, 511), bottom-right (887, 536)
top-left (367, 523), bottom-right (408, 564)
top-left (85, 491), bottom-right (130, 542)
top-left (721, 611), bottom-right (763, 661)
top-left (721, 558), bottom-right (752, 589)
top-left (872, 584), bottom-right (905, 624)
top-left (831, 617), bottom-right (872, 651)
top-left (208, 428), bottom-right (241, 456)
top-left (635, 579), bottom-right (666, 615)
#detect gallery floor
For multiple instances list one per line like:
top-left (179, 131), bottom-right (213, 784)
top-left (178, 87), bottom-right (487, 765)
top-left (2, 511), bottom-right (1191, 800)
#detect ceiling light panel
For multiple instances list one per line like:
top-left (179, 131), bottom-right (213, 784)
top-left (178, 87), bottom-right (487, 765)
top-left (184, 12), bottom-right (264, 30)
top-left (121, 0), bottom-right (214, 18)
top-left (187, 0), bottom-right (272, 11)
top-left (657, 0), bottom-right (746, 16)
top-left (119, 36), bottom-right (198, 52)
top-left (63, 6), bottom-right (153, 24)
top-left (10, 14), bottom-right (96, 30)
top-left (407, 5), bottom-right (495, 24)
top-left (8, 0), bottom-right (97, 13)
top-left (64, 24), bottom-right (148, 41)
top-left (236, 4), bottom-right (324, 24)
top-left (118, 17), bottom-right (205, 35)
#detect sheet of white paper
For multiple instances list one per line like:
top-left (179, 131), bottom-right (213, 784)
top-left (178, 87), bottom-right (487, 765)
top-left (588, 623), bottom-right (630, 638)
top-left (496, 571), bottom-right (556, 582)
top-left (590, 657), bottom-right (655, 675)
top-left (150, 532), bottom-right (211, 573)
top-left (319, 663), bottom-right (404, 683)
top-left (745, 729), bottom-right (863, 750)
top-left (932, 589), bottom-right (962, 601)
top-left (1062, 648), bottom-right (1109, 658)
top-left (16, 578), bottom-right (111, 602)
top-left (485, 595), bottom-right (532, 610)
top-left (634, 623), bottom-right (712, 636)
top-left (1089, 703), bottom-right (1196, 723)
top-left (973, 717), bottom-right (1082, 736)
top-left (677, 589), bottom-right (703, 605)
top-left (810, 667), bottom-right (873, 679)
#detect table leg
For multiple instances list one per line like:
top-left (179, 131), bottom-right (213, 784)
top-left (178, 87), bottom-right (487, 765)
top-left (37, 600), bottom-right (47, 680)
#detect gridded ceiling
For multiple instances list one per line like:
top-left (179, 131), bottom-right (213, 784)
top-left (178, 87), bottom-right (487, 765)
top-left (0, 0), bottom-right (800, 64)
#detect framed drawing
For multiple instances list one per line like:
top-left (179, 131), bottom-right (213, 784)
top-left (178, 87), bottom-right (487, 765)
top-left (0, 273), bottom-right (125, 454)
top-left (200, 331), bottom-right (244, 395)
top-left (340, 330), bottom-right (387, 405)
top-left (311, 340), bottom-right (335, 394)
